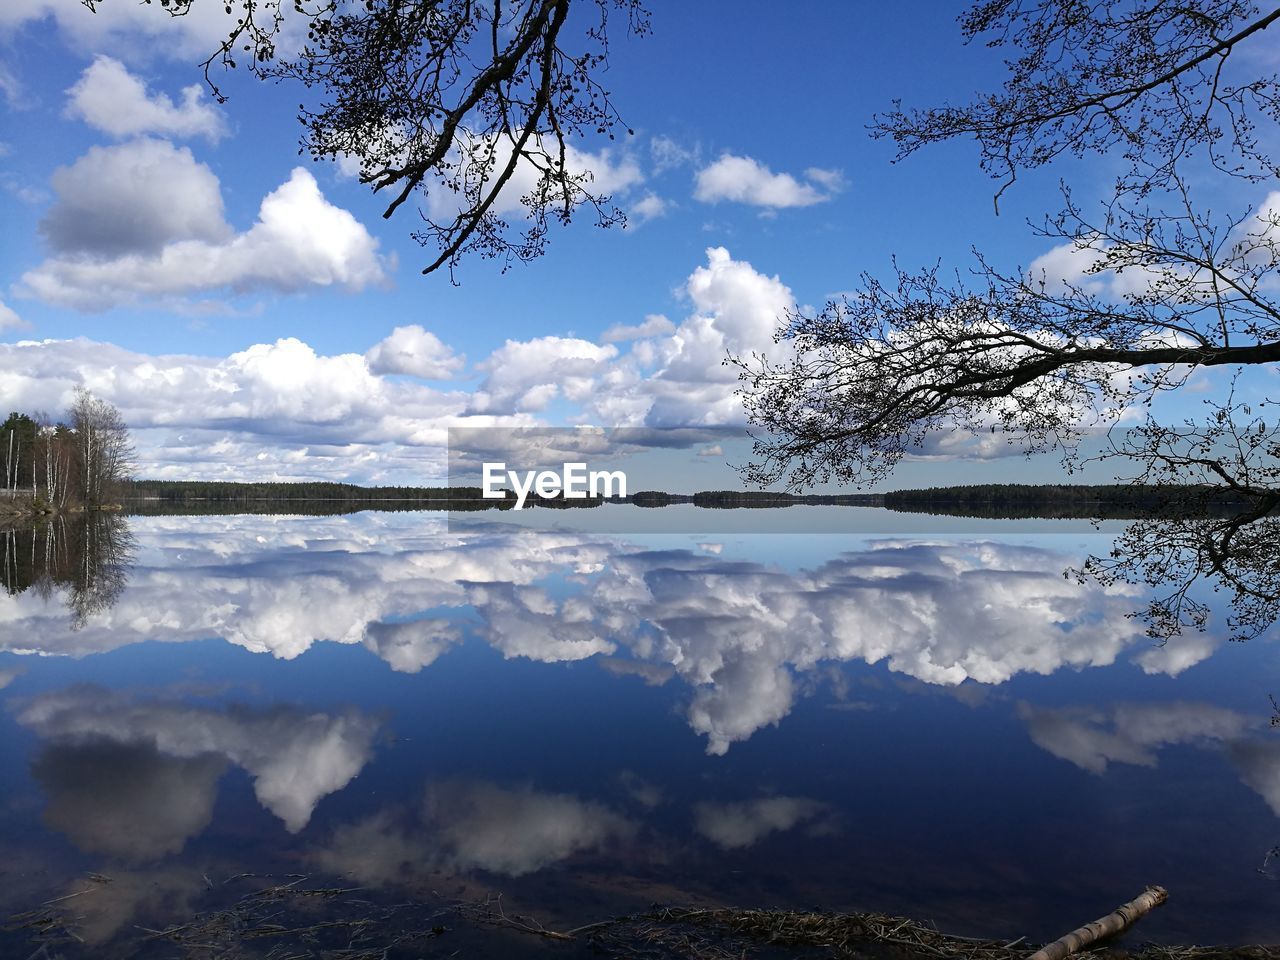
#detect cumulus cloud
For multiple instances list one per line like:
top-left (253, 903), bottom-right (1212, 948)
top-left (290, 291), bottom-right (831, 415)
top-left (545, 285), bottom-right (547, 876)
top-left (0, 0), bottom-right (299, 62)
top-left (365, 324), bottom-right (465, 380)
top-left (693, 796), bottom-right (830, 849)
top-left (419, 133), bottom-right (643, 222)
top-left (0, 334), bottom-right (472, 483)
top-left (1, 246), bottom-right (791, 480)
top-left (630, 192), bottom-right (668, 222)
top-left (0, 299), bottom-right (29, 331)
top-left (600, 313), bottom-right (675, 344)
top-left (39, 138), bottom-right (230, 257)
top-left (469, 336), bottom-right (618, 414)
top-left (590, 246), bottom-right (794, 427)
top-left (694, 154), bottom-right (840, 208)
top-left (65, 56), bottom-right (226, 141)
top-left (17, 685), bottom-right (380, 833)
top-left (23, 165), bottom-right (388, 309)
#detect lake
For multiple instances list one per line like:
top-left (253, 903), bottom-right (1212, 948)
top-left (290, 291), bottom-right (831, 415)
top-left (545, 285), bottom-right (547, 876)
top-left (1, 507), bottom-right (1278, 957)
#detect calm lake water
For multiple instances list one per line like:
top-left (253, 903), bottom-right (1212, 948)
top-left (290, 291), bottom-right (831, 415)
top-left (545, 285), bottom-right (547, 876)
top-left (1, 507), bottom-right (1278, 956)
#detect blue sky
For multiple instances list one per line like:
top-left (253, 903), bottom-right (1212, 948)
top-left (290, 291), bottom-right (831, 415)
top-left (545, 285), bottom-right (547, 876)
top-left (0, 2), bottom-right (1266, 485)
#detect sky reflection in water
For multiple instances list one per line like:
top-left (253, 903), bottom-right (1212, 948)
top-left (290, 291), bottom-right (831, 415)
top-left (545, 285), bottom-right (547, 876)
top-left (0, 510), bottom-right (1278, 950)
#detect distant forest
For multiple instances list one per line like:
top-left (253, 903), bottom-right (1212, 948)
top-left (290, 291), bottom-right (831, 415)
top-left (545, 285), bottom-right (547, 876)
top-left (883, 484), bottom-right (1256, 520)
top-left (129, 479), bottom-right (472, 502)
top-left (125, 480), bottom-right (510, 515)
top-left (114, 479), bottom-right (1259, 520)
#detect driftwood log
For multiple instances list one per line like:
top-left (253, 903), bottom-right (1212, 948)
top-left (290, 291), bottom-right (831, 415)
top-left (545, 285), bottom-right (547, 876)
top-left (1028, 887), bottom-right (1168, 960)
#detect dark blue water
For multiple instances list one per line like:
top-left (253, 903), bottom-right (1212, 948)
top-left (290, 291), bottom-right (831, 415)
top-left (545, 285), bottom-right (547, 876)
top-left (1, 510), bottom-right (1277, 955)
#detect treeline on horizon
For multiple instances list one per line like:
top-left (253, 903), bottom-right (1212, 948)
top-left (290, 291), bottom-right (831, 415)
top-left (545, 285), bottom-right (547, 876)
top-left (883, 483), bottom-right (1256, 520)
top-left (126, 480), bottom-right (885, 510)
top-left (117, 479), bottom-right (1259, 520)
top-left (128, 479), bottom-right (475, 501)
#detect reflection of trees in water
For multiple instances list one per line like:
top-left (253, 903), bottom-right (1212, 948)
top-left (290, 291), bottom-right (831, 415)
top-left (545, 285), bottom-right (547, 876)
top-left (1, 514), bottom-right (137, 628)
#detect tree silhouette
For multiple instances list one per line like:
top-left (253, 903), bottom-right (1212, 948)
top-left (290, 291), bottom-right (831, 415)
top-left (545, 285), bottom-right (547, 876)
top-left (80, 0), bottom-right (648, 277)
top-left (737, 1), bottom-right (1280, 641)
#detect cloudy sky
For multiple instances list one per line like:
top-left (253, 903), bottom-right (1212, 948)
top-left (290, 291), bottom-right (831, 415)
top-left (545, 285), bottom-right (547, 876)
top-left (0, 3), bottom-right (1262, 483)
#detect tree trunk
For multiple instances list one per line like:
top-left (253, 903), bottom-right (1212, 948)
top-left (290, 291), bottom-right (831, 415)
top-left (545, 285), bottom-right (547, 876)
top-left (1028, 887), bottom-right (1168, 960)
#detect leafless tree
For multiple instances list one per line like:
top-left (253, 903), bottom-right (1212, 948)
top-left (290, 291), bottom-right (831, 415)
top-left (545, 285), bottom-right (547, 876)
top-left (68, 388), bottom-right (136, 506)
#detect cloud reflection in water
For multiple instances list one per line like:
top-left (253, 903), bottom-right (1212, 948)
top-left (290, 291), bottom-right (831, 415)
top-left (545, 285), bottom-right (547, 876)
top-left (0, 515), bottom-right (1218, 755)
top-left (17, 685), bottom-right (380, 855)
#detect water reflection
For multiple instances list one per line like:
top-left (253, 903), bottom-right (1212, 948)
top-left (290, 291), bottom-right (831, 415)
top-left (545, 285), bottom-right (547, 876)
top-left (1019, 699), bottom-right (1280, 816)
top-left (0, 511), bottom-right (1276, 953)
top-left (0, 514), bottom-right (1222, 755)
top-left (17, 685), bottom-right (379, 855)
top-left (312, 780), bottom-right (637, 882)
top-left (1, 514), bottom-right (136, 629)
top-left (693, 796), bottom-right (833, 850)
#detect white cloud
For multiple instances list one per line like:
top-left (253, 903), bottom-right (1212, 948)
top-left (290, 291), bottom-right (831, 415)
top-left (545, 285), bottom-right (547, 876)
top-left (3, 247), bottom-right (788, 480)
top-left (694, 796), bottom-right (829, 849)
top-left (65, 56), bottom-right (226, 141)
top-left (0, 299), bottom-right (29, 331)
top-left (39, 138), bottom-right (230, 256)
top-left (587, 247), bottom-right (794, 428)
top-left (694, 154), bottom-right (840, 208)
top-left (0, 336), bottom-right (478, 485)
top-left (0, 0), bottom-right (302, 63)
top-left (600, 313), bottom-right (675, 344)
top-left (803, 167), bottom-right (845, 192)
top-left (366, 324), bottom-right (465, 380)
top-left (630, 192), bottom-right (668, 222)
top-left (422, 132), bottom-right (644, 222)
top-left (649, 134), bottom-right (698, 173)
top-left (0, 59), bottom-right (25, 107)
top-left (23, 164), bottom-right (388, 309)
top-left (469, 336), bottom-right (618, 414)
